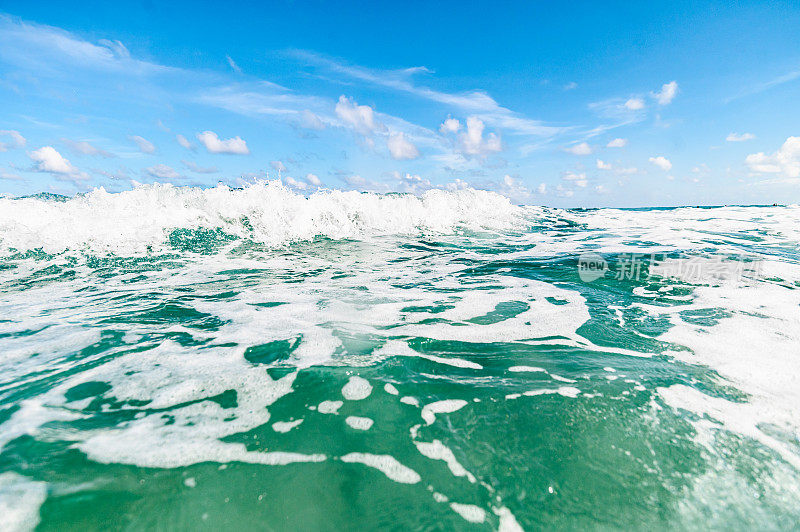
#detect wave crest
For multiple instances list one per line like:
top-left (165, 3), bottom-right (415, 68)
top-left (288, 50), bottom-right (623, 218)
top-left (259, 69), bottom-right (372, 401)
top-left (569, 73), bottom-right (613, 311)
top-left (0, 181), bottom-right (523, 254)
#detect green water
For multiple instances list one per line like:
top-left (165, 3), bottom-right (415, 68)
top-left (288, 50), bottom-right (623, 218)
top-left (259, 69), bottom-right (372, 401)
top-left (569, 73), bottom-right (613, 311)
top-left (1, 202), bottom-right (799, 531)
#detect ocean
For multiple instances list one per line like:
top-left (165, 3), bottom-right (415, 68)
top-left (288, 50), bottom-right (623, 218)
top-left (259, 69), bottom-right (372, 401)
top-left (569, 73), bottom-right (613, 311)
top-left (0, 181), bottom-right (798, 530)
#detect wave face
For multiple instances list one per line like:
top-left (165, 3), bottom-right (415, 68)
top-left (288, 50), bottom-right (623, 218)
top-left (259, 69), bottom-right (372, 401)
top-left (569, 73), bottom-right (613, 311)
top-left (1, 184), bottom-right (799, 530)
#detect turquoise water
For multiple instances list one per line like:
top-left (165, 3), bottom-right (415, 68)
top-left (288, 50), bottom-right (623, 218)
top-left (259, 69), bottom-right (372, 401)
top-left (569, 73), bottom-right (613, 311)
top-left (1, 184), bottom-right (799, 530)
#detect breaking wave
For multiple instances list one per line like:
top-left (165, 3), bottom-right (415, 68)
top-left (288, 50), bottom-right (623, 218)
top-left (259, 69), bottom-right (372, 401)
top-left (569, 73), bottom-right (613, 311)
top-left (0, 181), bottom-right (525, 254)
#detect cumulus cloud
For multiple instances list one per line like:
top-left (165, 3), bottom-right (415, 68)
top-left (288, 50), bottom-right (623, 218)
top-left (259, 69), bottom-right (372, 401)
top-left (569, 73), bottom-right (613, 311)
top-left (146, 163), bottom-right (182, 179)
top-left (624, 98), bottom-right (645, 111)
top-left (745, 136), bottom-right (800, 178)
top-left (63, 139), bottom-right (113, 157)
top-left (649, 156), bottom-right (673, 171)
top-left (652, 81), bottom-right (679, 105)
top-left (335, 95), bottom-right (383, 135)
top-left (454, 116), bottom-right (501, 156)
top-left (130, 135), bottom-right (156, 154)
top-left (0, 130), bottom-right (26, 151)
top-left (29, 146), bottom-right (77, 174)
top-left (563, 81), bottom-right (578, 91)
top-left (439, 118), bottom-right (461, 134)
top-left (607, 138), bottom-right (627, 148)
top-left (197, 131), bottom-right (250, 155)
top-left (176, 134), bottom-right (194, 150)
top-left (595, 184), bottom-right (609, 194)
top-left (284, 176), bottom-right (307, 190)
top-left (393, 172), bottom-right (433, 194)
top-left (305, 173), bottom-right (322, 186)
top-left (270, 160), bottom-right (286, 174)
top-left (565, 142), bottom-right (592, 155)
top-left (536, 183), bottom-right (547, 195)
top-left (562, 171), bottom-right (588, 187)
top-left (387, 132), bottom-right (420, 160)
top-left (596, 159), bottom-right (612, 170)
top-left (726, 132), bottom-right (755, 142)
top-left (182, 160), bottom-right (219, 174)
top-left (497, 174), bottom-right (532, 201)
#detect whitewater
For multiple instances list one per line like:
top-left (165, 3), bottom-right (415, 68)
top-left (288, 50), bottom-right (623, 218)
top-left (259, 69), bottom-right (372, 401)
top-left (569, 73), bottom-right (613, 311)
top-left (1, 181), bottom-right (799, 530)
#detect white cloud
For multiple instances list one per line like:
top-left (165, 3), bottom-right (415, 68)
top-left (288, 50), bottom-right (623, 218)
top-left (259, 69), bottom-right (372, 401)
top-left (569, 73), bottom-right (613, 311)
top-left (305, 173), bottom-right (322, 186)
top-left (29, 146), bottom-right (76, 174)
top-left (445, 178), bottom-right (470, 191)
top-left (596, 159), bottom-right (612, 170)
top-left (130, 135), bottom-right (155, 154)
top-left (652, 81), bottom-right (678, 105)
top-left (301, 110), bottom-right (326, 130)
top-left (146, 163), bottom-right (181, 179)
top-left (63, 139), bottom-right (113, 157)
top-left (335, 95), bottom-right (382, 135)
top-left (556, 184), bottom-right (574, 198)
top-left (387, 132), bottom-right (420, 160)
top-left (295, 51), bottom-right (564, 138)
top-left (536, 183), bottom-right (547, 195)
top-left (196, 131), bottom-right (250, 155)
top-left (563, 81), bottom-right (578, 91)
top-left (1, 170), bottom-right (22, 181)
top-left (594, 184), bottom-right (609, 194)
top-left (615, 166), bottom-right (638, 175)
top-left (0, 130), bottom-right (26, 151)
top-left (284, 176), bottom-right (307, 190)
top-left (454, 116), bottom-right (501, 156)
top-left (745, 136), bottom-right (800, 178)
top-left (726, 132), bottom-right (755, 142)
top-left (565, 142), bottom-right (592, 155)
top-left (497, 174), bottom-right (531, 201)
top-left (624, 98), bottom-right (645, 111)
top-left (176, 134), bottom-right (194, 150)
top-left (393, 172), bottom-right (433, 194)
top-left (182, 160), bottom-right (219, 174)
top-left (562, 171), bottom-right (588, 187)
top-left (439, 118), bottom-right (461, 134)
top-left (606, 138), bottom-right (627, 148)
top-left (345, 175), bottom-right (366, 186)
top-left (226, 54), bottom-right (242, 74)
top-left (649, 156), bottom-right (673, 171)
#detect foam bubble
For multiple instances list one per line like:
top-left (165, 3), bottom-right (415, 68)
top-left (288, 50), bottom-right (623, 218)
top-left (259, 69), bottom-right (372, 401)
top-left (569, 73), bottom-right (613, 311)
top-left (272, 419), bottom-right (304, 433)
top-left (318, 401), bottom-right (343, 414)
top-left (450, 503), bottom-right (486, 523)
top-left (345, 416), bottom-right (374, 431)
top-left (342, 376), bottom-right (372, 400)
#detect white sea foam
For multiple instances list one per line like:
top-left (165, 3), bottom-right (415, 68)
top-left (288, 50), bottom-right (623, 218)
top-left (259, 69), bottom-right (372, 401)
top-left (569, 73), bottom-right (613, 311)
top-left (342, 376), bottom-right (372, 400)
top-left (0, 181), bottom-right (522, 254)
top-left (421, 399), bottom-right (468, 425)
top-left (450, 502), bottom-right (486, 523)
top-left (317, 401), bottom-right (343, 414)
top-left (414, 439), bottom-right (476, 483)
top-left (339, 452), bottom-right (421, 484)
top-left (272, 419), bottom-right (304, 433)
top-left (0, 473), bottom-right (47, 532)
top-left (345, 416), bottom-right (374, 431)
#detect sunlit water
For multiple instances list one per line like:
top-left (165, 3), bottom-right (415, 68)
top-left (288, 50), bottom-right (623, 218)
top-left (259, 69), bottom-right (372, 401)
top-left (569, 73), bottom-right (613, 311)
top-left (1, 183), bottom-right (799, 530)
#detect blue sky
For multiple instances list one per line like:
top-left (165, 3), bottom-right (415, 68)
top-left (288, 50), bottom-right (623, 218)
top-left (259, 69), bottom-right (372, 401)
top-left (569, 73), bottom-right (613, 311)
top-left (1, 1), bottom-right (799, 206)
